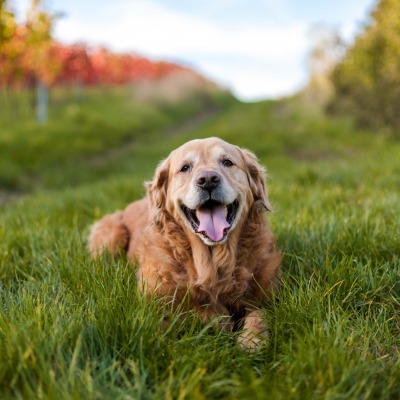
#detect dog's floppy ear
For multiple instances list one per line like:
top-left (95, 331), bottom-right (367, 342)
top-left (146, 157), bottom-right (170, 212)
top-left (241, 148), bottom-right (273, 211)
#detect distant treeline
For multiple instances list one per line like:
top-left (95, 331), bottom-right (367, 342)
top-left (2, 41), bottom-right (194, 87)
top-left (0, 1), bottom-right (199, 88)
top-left (328, 0), bottom-right (400, 135)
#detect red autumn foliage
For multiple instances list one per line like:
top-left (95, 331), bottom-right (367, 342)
top-left (0, 40), bottom-right (196, 88)
top-left (0, 1), bottom-right (197, 88)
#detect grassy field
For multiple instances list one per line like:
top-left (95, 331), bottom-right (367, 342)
top-left (0, 87), bottom-right (399, 399)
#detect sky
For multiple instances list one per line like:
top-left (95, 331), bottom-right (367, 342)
top-left (16, 0), bottom-right (377, 101)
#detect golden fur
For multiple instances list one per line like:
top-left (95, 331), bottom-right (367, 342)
top-left (88, 137), bottom-right (280, 349)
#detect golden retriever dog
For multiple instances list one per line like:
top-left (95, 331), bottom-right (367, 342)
top-left (88, 137), bottom-right (280, 349)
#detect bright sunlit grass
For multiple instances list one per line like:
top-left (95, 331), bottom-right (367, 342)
top-left (0, 90), bottom-right (399, 399)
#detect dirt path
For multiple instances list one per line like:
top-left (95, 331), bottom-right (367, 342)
top-left (0, 190), bottom-right (22, 205)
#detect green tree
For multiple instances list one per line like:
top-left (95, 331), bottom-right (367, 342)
top-left (328, 0), bottom-right (400, 135)
top-left (0, 0), bottom-right (58, 122)
top-left (24, 0), bottom-right (58, 123)
top-left (0, 0), bottom-right (14, 46)
top-left (0, 0), bottom-right (21, 85)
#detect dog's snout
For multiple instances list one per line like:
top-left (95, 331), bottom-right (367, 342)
top-left (196, 171), bottom-right (221, 191)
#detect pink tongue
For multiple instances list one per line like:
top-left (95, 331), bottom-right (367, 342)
top-left (197, 204), bottom-right (230, 242)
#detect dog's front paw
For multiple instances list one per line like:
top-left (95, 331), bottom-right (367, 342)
top-left (238, 330), bottom-right (266, 351)
top-left (237, 309), bottom-right (268, 351)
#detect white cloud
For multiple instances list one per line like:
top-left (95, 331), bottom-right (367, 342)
top-left (54, 0), bottom-right (309, 100)
top-left (204, 63), bottom-right (306, 101)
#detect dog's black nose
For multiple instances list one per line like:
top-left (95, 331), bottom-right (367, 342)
top-left (196, 171), bottom-right (221, 191)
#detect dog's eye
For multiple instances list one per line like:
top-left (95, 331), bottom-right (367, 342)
top-left (180, 164), bottom-right (191, 172)
top-left (222, 159), bottom-right (234, 167)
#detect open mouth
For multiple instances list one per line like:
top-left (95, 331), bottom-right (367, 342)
top-left (181, 199), bottom-right (239, 243)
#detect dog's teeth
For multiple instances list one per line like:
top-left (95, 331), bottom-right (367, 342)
top-left (225, 205), bottom-right (228, 218)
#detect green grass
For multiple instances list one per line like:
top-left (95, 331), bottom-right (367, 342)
top-left (0, 89), bottom-right (399, 399)
top-left (0, 85), bottom-right (230, 192)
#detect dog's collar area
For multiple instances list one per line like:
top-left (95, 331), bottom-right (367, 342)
top-left (181, 199), bottom-right (239, 243)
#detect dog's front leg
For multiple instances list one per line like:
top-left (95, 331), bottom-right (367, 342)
top-left (237, 309), bottom-right (268, 351)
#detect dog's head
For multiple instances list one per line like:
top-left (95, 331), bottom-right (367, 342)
top-left (147, 137), bottom-right (272, 246)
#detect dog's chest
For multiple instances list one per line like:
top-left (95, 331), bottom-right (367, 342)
top-left (190, 267), bottom-right (252, 303)
top-left (170, 243), bottom-right (256, 302)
